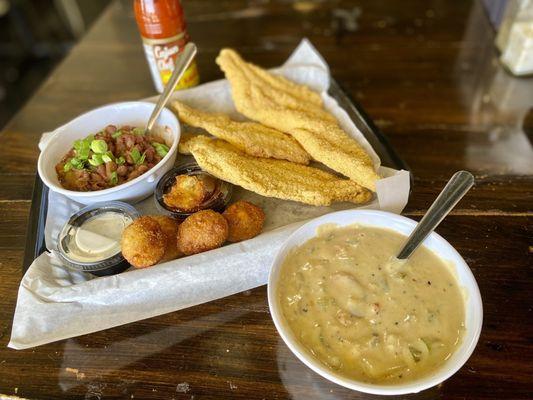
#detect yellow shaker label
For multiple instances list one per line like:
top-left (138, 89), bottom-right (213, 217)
top-left (141, 33), bottom-right (199, 92)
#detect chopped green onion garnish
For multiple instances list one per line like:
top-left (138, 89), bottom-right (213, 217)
top-left (73, 139), bottom-right (81, 151)
top-left (137, 151), bottom-right (146, 165)
top-left (73, 138), bottom-right (91, 159)
top-left (63, 162), bottom-right (73, 172)
top-left (130, 148), bottom-right (141, 164)
top-left (110, 171), bottom-right (118, 185)
top-left (90, 139), bottom-right (108, 154)
top-left (88, 154), bottom-right (104, 166)
top-left (70, 157), bottom-right (85, 169)
top-left (133, 127), bottom-right (145, 135)
top-left (102, 152), bottom-right (114, 163)
top-left (116, 156), bottom-right (125, 165)
top-left (152, 142), bottom-right (169, 158)
top-left (77, 147), bottom-right (90, 160)
top-left (111, 130), bottom-right (122, 139)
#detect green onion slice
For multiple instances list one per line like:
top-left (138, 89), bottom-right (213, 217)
top-left (116, 156), bottom-right (125, 165)
top-left (130, 148), bottom-right (141, 164)
top-left (137, 151), bottom-right (146, 165)
top-left (110, 171), bottom-right (118, 185)
top-left (133, 127), bottom-right (145, 136)
top-left (152, 142), bottom-right (169, 158)
top-left (70, 157), bottom-right (86, 169)
top-left (90, 139), bottom-right (108, 154)
top-left (111, 130), bottom-right (122, 139)
top-left (102, 152), bottom-right (114, 163)
top-left (77, 147), bottom-right (90, 160)
top-left (88, 154), bottom-right (104, 166)
top-left (73, 138), bottom-right (91, 160)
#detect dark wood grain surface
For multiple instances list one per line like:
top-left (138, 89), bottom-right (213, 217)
top-left (0, 0), bottom-right (532, 399)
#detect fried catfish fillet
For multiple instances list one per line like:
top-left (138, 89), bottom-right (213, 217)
top-left (178, 131), bottom-right (199, 155)
top-left (171, 101), bottom-right (310, 164)
top-left (186, 136), bottom-right (372, 206)
top-left (216, 48), bottom-right (380, 191)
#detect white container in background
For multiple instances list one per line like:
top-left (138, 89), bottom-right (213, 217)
top-left (496, 0), bottom-right (533, 75)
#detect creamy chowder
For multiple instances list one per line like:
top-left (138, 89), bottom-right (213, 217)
top-left (277, 224), bottom-right (465, 384)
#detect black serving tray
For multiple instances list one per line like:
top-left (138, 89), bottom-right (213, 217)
top-left (22, 79), bottom-right (410, 272)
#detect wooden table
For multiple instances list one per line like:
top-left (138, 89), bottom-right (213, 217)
top-left (0, 0), bottom-right (531, 398)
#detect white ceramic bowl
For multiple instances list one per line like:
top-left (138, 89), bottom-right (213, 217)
top-left (268, 209), bottom-right (483, 396)
top-left (37, 101), bottom-right (180, 204)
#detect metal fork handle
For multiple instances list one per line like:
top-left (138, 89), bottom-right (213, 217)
top-left (396, 170), bottom-right (474, 259)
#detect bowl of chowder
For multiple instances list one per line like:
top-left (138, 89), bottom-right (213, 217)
top-left (268, 210), bottom-right (482, 395)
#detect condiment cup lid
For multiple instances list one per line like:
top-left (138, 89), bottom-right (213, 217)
top-left (57, 201), bottom-right (139, 273)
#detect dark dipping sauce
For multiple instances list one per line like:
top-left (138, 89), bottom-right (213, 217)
top-left (155, 163), bottom-right (233, 219)
top-left (55, 124), bottom-right (170, 191)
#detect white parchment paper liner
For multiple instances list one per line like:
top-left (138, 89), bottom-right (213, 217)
top-left (9, 39), bottom-right (410, 349)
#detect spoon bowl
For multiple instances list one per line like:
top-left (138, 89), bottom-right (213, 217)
top-left (397, 170), bottom-right (474, 259)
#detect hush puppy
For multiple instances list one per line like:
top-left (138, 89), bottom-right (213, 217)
top-left (121, 216), bottom-right (165, 268)
top-left (150, 215), bottom-right (181, 262)
top-left (223, 201), bottom-right (265, 242)
top-left (177, 210), bottom-right (228, 255)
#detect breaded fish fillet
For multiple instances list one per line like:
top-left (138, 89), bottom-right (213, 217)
top-left (216, 48), bottom-right (380, 191)
top-left (171, 101), bottom-right (310, 164)
top-left (185, 135), bottom-right (372, 206)
top-left (178, 131), bottom-right (199, 155)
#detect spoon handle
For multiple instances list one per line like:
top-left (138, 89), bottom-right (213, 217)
top-left (146, 42), bottom-right (197, 133)
top-left (397, 170), bottom-right (474, 259)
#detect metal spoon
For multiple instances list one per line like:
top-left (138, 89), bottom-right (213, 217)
top-left (145, 42), bottom-right (197, 134)
top-left (396, 170), bottom-right (474, 259)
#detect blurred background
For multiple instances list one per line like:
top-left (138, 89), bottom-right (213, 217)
top-left (0, 0), bottom-right (109, 128)
top-left (0, 0), bottom-right (530, 133)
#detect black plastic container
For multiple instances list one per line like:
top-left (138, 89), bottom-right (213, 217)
top-left (154, 162), bottom-right (233, 219)
top-left (57, 201), bottom-right (139, 276)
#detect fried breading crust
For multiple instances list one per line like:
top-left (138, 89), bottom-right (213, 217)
top-left (216, 48), bottom-right (379, 191)
top-left (186, 136), bottom-right (372, 206)
top-left (177, 210), bottom-right (229, 256)
top-left (172, 101), bottom-right (310, 164)
top-left (121, 216), bottom-right (165, 268)
top-left (223, 200), bottom-right (265, 242)
top-left (163, 174), bottom-right (212, 212)
top-left (150, 215), bottom-right (181, 262)
top-left (178, 131), bottom-right (199, 155)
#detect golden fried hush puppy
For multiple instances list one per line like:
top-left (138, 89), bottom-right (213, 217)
top-left (163, 174), bottom-right (215, 212)
top-left (121, 216), bottom-right (165, 268)
top-left (150, 215), bottom-right (181, 262)
top-left (223, 201), bottom-right (265, 242)
top-left (177, 210), bottom-right (228, 255)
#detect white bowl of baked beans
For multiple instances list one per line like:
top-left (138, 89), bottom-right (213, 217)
top-left (37, 101), bottom-right (180, 205)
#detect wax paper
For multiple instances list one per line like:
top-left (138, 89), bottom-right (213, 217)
top-left (9, 39), bottom-right (409, 349)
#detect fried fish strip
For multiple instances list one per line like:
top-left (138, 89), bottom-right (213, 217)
top-left (178, 131), bottom-right (201, 155)
top-left (172, 101), bottom-right (310, 164)
top-left (186, 136), bottom-right (372, 206)
top-left (216, 48), bottom-right (380, 191)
